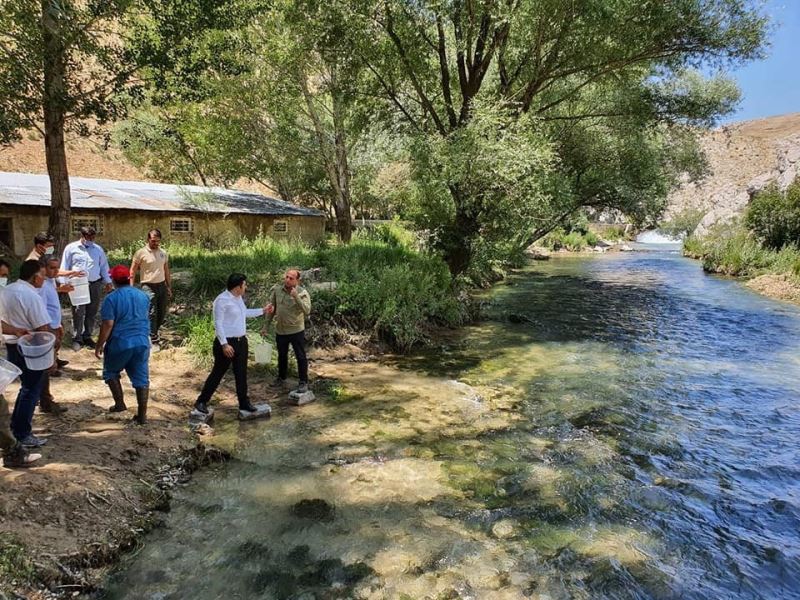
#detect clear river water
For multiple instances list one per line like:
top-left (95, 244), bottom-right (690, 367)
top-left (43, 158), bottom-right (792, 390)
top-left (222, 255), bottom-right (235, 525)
top-left (104, 245), bottom-right (800, 599)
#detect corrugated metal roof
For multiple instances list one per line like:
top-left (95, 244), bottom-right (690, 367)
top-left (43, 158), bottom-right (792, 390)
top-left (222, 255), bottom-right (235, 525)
top-left (0, 172), bottom-right (325, 217)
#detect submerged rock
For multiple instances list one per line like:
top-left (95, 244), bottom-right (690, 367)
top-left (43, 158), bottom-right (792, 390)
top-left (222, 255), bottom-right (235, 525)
top-left (291, 498), bottom-right (335, 521)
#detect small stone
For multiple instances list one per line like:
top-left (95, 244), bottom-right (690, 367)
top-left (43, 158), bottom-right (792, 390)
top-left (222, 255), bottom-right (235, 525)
top-left (491, 519), bottom-right (518, 539)
top-left (288, 390), bottom-right (316, 406)
top-left (291, 498), bottom-right (334, 522)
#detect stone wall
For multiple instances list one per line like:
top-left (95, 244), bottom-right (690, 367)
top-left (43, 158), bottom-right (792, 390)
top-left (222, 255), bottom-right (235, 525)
top-left (2, 206), bottom-right (326, 257)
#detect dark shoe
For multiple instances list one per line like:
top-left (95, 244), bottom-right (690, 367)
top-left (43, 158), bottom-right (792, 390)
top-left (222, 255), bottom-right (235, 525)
top-left (269, 377), bottom-right (286, 388)
top-left (40, 399), bottom-right (68, 414)
top-left (3, 445), bottom-right (41, 468)
top-left (57, 358), bottom-right (69, 368)
top-left (239, 402), bottom-right (257, 412)
top-left (194, 401), bottom-right (209, 414)
top-left (133, 387), bottom-right (149, 425)
top-left (295, 382), bottom-right (309, 394)
top-left (82, 338), bottom-right (96, 349)
top-left (20, 434), bottom-right (48, 448)
top-left (107, 378), bottom-right (127, 412)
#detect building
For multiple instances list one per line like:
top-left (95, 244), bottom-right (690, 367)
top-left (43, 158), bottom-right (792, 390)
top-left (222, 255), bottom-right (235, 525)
top-left (0, 172), bottom-right (326, 256)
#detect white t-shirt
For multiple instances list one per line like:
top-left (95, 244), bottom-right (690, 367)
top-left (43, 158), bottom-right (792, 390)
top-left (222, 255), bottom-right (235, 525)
top-left (0, 280), bottom-right (50, 344)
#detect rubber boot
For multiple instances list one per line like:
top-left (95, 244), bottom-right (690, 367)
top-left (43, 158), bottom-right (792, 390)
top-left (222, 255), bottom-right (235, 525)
top-left (134, 387), bottom-right (149, 425)
top-left (107, 378), bottom-right (127, 412)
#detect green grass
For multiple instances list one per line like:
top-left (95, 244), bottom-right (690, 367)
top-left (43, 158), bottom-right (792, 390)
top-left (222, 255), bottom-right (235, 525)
top-left (113, 231), bottom-right (467, 356)
top-left (0, 538), bottom-right (35, 592)
top-left (684, 222), bottom-right (800, 278)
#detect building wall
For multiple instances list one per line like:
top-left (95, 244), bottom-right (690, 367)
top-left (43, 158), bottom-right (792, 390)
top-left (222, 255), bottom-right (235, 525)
top-left (2, 207), bottom-right (326, 257)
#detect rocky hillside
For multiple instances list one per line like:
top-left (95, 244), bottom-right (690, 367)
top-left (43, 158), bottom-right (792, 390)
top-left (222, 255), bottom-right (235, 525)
top-left (665, 112), bottom-right (800, 236)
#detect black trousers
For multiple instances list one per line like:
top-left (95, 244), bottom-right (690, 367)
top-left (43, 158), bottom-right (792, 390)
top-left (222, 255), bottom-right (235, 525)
top-left (276, 330), bottom-right (308, 383)
top-left (196, 337), bottom-right (249, 408)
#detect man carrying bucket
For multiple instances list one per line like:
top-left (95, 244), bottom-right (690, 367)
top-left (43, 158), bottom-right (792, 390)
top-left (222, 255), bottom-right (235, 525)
top-left (264, 269), bottom-right (311, 394)
top-left (95, 265), bottom-right (151, 425)
top-left (0, 260), bottom-right (53, 448)
top-left (0, 260), bottom-right (42, 467)
top-left (61, 226), bottom-right (113, 351)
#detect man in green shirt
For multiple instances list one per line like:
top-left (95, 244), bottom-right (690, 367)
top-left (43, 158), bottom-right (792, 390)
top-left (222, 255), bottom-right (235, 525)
top-left (264, 269), bottom-right (311, 393)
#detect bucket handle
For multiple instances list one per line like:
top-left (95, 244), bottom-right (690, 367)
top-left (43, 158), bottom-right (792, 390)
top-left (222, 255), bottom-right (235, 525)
top-left (20, 345), bottom-right (54, 360)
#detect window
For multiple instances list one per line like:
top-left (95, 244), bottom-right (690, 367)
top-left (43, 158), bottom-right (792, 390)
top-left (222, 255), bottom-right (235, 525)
top-left (0, 218), bottom-right (11, 249)
top-left (273, 220), bottom-right (288, 234)
top-left (170, 217), bottom-right (194, 233)
top-left (71, 215), bottom-right (103, 234)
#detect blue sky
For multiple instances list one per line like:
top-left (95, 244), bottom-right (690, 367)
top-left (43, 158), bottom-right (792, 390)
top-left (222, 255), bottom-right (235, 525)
top-left (723, 1), bottom-right (800, 122)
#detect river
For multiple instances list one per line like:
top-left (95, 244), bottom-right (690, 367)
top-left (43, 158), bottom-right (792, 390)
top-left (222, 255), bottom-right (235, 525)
top-left (104, 245), bottom-right (800, 599)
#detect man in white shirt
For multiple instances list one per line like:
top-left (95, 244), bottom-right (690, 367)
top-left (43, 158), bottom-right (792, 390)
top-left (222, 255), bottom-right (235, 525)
top-left (60, 226), bottom-right (113, 350)
top-left (194, 273), bottom-right (269, 415)
top-left (0, 260), bottom-right (52, 448)
top-left (0, 259), bottom-right (42, 467)
top-left (37, 256), bottom-right (74, 414)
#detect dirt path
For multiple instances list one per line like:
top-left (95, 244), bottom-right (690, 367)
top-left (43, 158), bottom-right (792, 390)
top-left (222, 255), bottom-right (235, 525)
top-left (0, 343), bottom-right (308, 597)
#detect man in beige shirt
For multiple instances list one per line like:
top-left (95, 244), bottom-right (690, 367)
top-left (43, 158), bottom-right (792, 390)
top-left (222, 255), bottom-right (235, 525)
top-left (264, 269), bottom-right (311, 393)
top-left (130, 229), bottom-right (172, 348)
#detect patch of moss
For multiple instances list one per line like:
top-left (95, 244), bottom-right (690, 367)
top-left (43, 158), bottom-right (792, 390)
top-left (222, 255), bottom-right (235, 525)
top-left (0, 538), bottom-right (35, 589)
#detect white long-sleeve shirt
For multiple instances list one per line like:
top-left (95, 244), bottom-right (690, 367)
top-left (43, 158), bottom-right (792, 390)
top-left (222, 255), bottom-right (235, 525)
top-left (212, 290), bottom-right (263, 345)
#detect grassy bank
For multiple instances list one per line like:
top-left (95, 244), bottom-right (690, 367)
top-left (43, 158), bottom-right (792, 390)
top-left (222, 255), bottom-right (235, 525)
top-left (684, 223), bottom-right (800, 278)
top-left (108, 226), bottom-right (468, 357)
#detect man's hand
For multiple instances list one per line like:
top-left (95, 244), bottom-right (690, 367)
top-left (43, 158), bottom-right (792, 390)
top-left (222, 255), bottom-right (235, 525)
top-left (95, 345), bottom-right (103, 359)
top-left (167, 285), bottom-right (173, 299)
top-left (10, 326), bottom-right (30, 337)
top-left (222, 344), bottom-right (235, 358)
top-left (68, 270), bottom-right (85, 278)
top-left (289, 287), bottom-right (298, 299)
top-left (265, 303), bottom-right (275, 315)
top-left (57, 284), bottom-right (74, 293)
top-left (103, 283), bottom-right (113, 293)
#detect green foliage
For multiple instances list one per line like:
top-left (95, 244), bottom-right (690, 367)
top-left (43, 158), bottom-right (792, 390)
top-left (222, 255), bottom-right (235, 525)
top-left (686, 223), bottom-right (775, 276)
top-left (164, 234), bottom-right (464, 355)
top-left (0, 537), bottom-right (35, 590)
top-left (660, 208), bottom-right (706, 238)
top-left (744, 181), bottom-right (800, 250)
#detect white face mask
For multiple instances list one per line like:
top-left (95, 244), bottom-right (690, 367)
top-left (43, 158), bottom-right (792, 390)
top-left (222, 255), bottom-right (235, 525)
top-left (0, 277), bottom-right (7, 287)
top-left (44, 246), bottom-right (55, 255)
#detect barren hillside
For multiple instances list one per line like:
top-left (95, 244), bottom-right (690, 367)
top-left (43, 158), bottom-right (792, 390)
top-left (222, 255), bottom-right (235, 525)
top-left (666, 112), bottom-right (800, 235)
top-left (0, 132), bottom-right (274, 195)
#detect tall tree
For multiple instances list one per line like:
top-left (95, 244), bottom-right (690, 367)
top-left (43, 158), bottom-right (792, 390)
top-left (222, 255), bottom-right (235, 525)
top-left (351, 0), bottom-right (767, 274)
top-left (1, 0), bottom-right (136, 248)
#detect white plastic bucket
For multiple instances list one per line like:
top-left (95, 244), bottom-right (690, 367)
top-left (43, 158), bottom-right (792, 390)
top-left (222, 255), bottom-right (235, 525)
top-left (17, 332), bottom-right (56, 371)
top-left (0, 358), bottom-right (22, 395)
top-left (254, 342), bottom-right (273, 364)
top-left (68, 275), bottom-right (90, 306)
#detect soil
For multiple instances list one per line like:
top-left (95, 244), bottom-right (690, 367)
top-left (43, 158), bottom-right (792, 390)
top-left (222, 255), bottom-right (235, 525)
top-left (0, 341), bottom-right (328, 598)
top-left (746, 273), bottom-right (800, 304)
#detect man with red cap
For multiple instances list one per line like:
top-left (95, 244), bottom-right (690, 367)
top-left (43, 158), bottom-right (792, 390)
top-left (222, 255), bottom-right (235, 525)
top-left (95, 265), bottom-right (151, 424)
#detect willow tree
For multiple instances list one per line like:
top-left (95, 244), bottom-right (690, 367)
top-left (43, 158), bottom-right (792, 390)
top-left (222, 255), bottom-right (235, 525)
top-left (348, 0), bottom-right (767, 275)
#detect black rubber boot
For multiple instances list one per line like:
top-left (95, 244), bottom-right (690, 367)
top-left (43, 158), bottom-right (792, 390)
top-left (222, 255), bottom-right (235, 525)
top-left (134, 387), bottom-right (149, 425)
top-left (107, 378), bottom-right (127, 412)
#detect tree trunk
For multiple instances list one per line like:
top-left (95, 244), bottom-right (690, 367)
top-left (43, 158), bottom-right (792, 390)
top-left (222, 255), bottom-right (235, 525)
top-left (41, 0), bottom-right (71, 252)
top-left (299, 67), bottom-right (352, 243)
top-left (439, 185), bottom-right (479, 276)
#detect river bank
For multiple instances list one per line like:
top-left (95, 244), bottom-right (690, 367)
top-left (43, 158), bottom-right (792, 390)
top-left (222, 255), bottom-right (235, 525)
top-left (0, 343), bottom-right (362, 599)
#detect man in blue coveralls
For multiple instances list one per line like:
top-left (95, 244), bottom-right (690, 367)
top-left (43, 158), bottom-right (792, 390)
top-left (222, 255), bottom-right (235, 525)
top-left (95, 265), bottom-right (151, 425)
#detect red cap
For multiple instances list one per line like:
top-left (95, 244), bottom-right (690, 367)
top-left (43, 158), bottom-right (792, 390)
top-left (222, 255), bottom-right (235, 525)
top-left (109, 265), bottom-right (130, 281)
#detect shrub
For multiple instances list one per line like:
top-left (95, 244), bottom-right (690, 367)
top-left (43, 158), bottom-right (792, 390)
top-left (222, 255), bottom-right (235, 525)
top-left (745, 181), bottom-right (800, 250)
top-left (660, 208), bottom-right (705, 238)
top-left (696, 224), bottom-right (774, 276)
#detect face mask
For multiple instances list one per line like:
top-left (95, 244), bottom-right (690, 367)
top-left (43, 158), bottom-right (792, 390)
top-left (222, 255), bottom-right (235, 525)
top-left (44, 246), bottom-right (55, 255)
top-left (0, 277), bottom-right (7, 287)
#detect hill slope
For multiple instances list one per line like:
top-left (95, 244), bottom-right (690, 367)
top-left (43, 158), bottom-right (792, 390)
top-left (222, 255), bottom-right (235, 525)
top-left (666, 112), bottom-right (800, 235)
